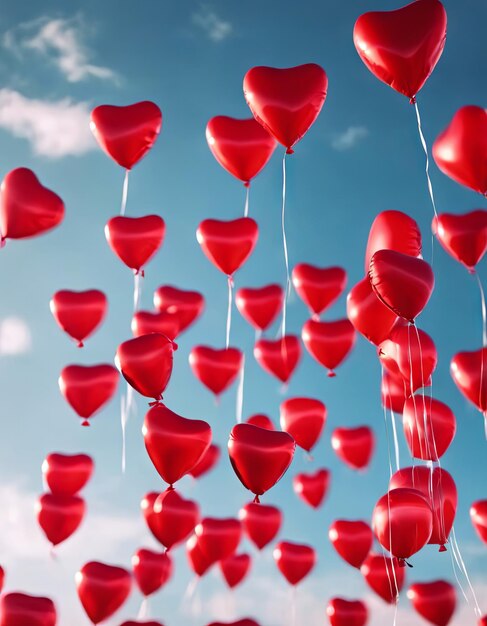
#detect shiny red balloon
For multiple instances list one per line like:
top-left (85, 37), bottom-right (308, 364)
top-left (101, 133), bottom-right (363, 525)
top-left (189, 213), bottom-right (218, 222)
top-left (132, 548), bottom-right (172, 597)
top-left (116, 334), bottom-right (175, 402)
top-left (280, 396), bottom-right (326, 452)
top-left (246, 414), bottom-right (275, 430)
top-left (331, 426), bottom-right (375, 470)
top-left (451, 348), bottom-right (487, 413)
top-left (381, 369), bottom-right (409, 414)
top-left (302, 319), bottom-right (356, 377)
top-left (433, 210), bottom-right (487, 271)
top-left (59, 364), bottom-right (119, 426)
top-left (131, 310), bottom-right (179, 341)
top-left (90, 101), bottom-right (162, 170)
top-left (235, 285), bottom-right (283, 331)
top-left (347, 277), bottom-right (398, 346)
top-left (153, 286), bottom-right (205, 334)
top-left (239, 502), bottom-right (282, 550)
top-left (36, 493), bottom-right (85, 546)
top-left (197, 218), bottom-right (258, 276)
top-left (228, 423), bottom-right (295, 499)
top-left (50, 290), bottom-right (107, 347)
top-left (369, 250), bottom-right (434, 322)
top-left (433, 106), bottom-right (487, 195)
top-left (365, 210), bottom-right (422, 273)
top-left (206, 117), bottom-right (277, 185)
top-left (479, 618), bottom-right (487, 626)
top-left (219, 553), bottom-right (251, 589)
top-left (273, 541), bottom-right (316, 586)
top-left (243, 64), bottom-right (328, 153)
top-left (0, 593), bottom-right (56, 626)
top-left (141, 490), bottom-right (199, 550)
top-left (105, 215), bottom-right (165, 274)
top-left (328, 520), bottom-right (373, 569)
top-left (293, 468), bottom-right (330, 509)
top-left (186, 533), bottom-right (212, 577)
top-left (361, 554), bottom-right (405, 604)
top-left (254, 335), bottom-right (301, 383)
top-left (403, 395), bottom-right (456, 461)
top-left (195, 518), bottom-right (242, 565)
top-left (326, 598), bottom-right (368, 626)
top-left (76, 562), bottom-right (131, 624)
top-left (408, 581), bottom-right (456, 626)
top-left (292, 265), bottom-right (347, 317)
top-left (188, 444), bottom-right (220, 479)
top-left (0, 168), bottom-right (64, 241)
top-left (353, 0), bottom-right (447, 100)
top-left (189, 346), bottom-right (243, 395)
top-left (42, 453), bottom-right (93, 496)
top-left (143, 404), bottom-right (211, 487)
top-left (470, 500), bottom-right (487, 544)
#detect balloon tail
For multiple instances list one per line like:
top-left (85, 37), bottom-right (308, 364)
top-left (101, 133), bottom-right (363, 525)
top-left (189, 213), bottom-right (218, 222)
top-left (380, 366), bottom-right (394, 479)
top-left (255, 328), bottom-right (262, 342)
top-left (137, 597), bottom-right (149, 620)
top-left (290, 585), bottom-right (297, 626)
top-left (413, 100), bottom-right (438, 220)
top-left (281, 152), bottom-right (290, 338)
top-left (121, 383), bottom-right (136, 473)
top-left (390, 407), bottom-right (401, 473)
top-left (475, 272), bottom-right (487, 347)
top-left (236, 355), bottom-right (245, 423)
top-left (133, 272), bottom-right (143, 312)
top-left (120, 169), bottom-right (130, 216)
top-left (226, 276), bottom-right (233, 349)
top-left (392, 600), bottom-right (398, 626)
top-left (450, 527), bottom-right (482, 617)
top-left (244, 184), bottom-right (250, 218)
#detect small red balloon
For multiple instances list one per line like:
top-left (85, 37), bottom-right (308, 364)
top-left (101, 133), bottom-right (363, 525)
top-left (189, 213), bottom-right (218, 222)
top-left (105, 215), bottom-right (165, 274)
top-left (188, 444), bottom-right (221, 479)
top-left (141, 490), bottom-right (199, 550)
top-left (186, 533), bottom-right (212, 577)
top-left (50, 290), bottom-right (107, 347)
top-left (195, 518), bottom-right (242, 565)
top-left (365, 210), bottom-right (422, 273)
top-left (347, 277), bottom-right (398, 346)
top-left (235, 285), bottom-right (283, 331)
top-left (450, 348), bottom-right (487, 413)
top-left (197, 218), bottom-right (258, 276)
top-left (302, 319), bottom-right (356, 377)
top-left (326, 598), bottom-right (368, 626)
top-left (0, 593), bottom-right (56, 626)
top-left (293, 468), bottom-right (330, 509)
top-left (153, 286), bottom-right (205, 334)
top-left (239, 502), bottom-right (282, 550)
top-left (331, 426), bottom-right (375, 470)
top-left (433, 210), bottom-right (487, 271)
top-left (42, 453), bottom-right (93, 496)
top-left (254, 336), bottom-right (301, 383)
top-left (328, 520), bottom-right (373, 569)
top-left (292, 265), bottom-right (347, 317)
top-left (403, 395), bottom-right (456, 461)
top-left (273, 541), bottom-right (316, 586)
top-left (132, 548), bottom-right (172, 597)
top-left (470, 500), bottom-right (487, 545)
top-left (246, 414), bottom-right (275, 430)
top-left (189, 346), bottom-right (243, 396)
top-left (36, 493), bottom-right (85, 547)
top-left (408, 580), bottom-right (456, 626)
top-left (76, 561), bottom-right (132, 625)
top-left (280, 396), bottom-right (326, 452)
top-left (219, 553), bottom-right (252, 589)
top-left (131, 310), bottom-right (179, 341)
top-left (361, 554), bottom-right (405, 604)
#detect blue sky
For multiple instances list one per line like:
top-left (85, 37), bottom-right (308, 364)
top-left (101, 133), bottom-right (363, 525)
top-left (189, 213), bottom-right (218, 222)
top-left (0, 1), bottom-right (485, 625)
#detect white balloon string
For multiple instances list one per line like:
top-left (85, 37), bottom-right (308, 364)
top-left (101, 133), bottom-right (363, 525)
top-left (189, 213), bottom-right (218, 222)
top-left (120, 169), bottom-right (129, 216)
top-left (120, 383), bottom-right (135, 473)
top-left (290, 585), bottom-right (297, 626)
top-left (236, 355), bottom-right (245, 424)
top-left (137, 597), bottom-right (149, 619)
top-left (407, 324), bottom-right (424, 461)
top-left (474, 272), bottom-right (487, 347)
top-left (226, 276), bottom-right (233, 349)
top-left (380, 365), bottom-right (394, 479)
top-left (244, 184), bottom-right (250, 218)
top-left (281, 152), bottom-right (290, 338)
top-left (413, 100), bottom-right (438, 220)
top-left (448, 540), bottom-right (470, 605)
top-left (133, 272), bottom-right (143, 312)
top-left (390, 407), bottom-right (401, 473)
top-left (450, 527), bottom-right (482, 617)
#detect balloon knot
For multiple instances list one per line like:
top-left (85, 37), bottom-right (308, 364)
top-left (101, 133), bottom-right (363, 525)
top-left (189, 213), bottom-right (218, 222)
top-left (409, 319), bottom-right (416, 326)
top-left (286, 147), bottom-right (294, 155)
top-left (227, 275), bottom-right (234, 287)
top-left (77, 340), bottom-right (84, 348)
top-left (327, 371), bottom-right (336, 378)
top-left (312, 313), bottom-right (320, 322)
top-left (172, 341), bottom-right (179, 352)
top-left (134, 268), bottom-right (145, 277)
top-left (81, 420), bottom-right (90, 427)
top-left (148, 397), bottom-right (162, 407)
top-left (399, 558), bottom-right (413, 568)
top-left (439, 544), bottom-right (447, 553)
top-left (0, 237), bottom-right (6, 249)
top-left (166, 484), bottom-right (175, 492)
top-left (409, 96), bottom-right (417, 105)
top-left (243, 181), bottom-right (250, 188)
top-left (468, 267), bottom-right (476, 275)
top-left (253, 495), bottom-right (261, 504)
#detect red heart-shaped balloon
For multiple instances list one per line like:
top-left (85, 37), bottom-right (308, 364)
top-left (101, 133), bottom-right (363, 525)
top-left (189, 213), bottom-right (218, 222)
top-left (331, 426), bottom-right (375, 470)
top-left (228, 423), bottom-right (295, 499)
top-left (90, 101), bottom-right (162, 170)
top-left (132, 548), bottom-right (172, 597)
top-left (450, 347), bottom-right (487, 413)
top-left (243, 64), bottom-right (328, 152)
top-left (143, 404), bottom-right (212, 486)
top-left (408, 581), bottom-right (456, 626)
top-left (347, 277), bottom-right (399, 346)
top-left (153, 286), bottom-right (205, 334)
top-left (189, 346), bottom-right (243, 395)
top-left (76, 561), bottom-right (132, 625)
top-left (42, 453), bottom-right (93, 496)
top-left (206, 117), bottom-right (277, 185)
top-left (0, 593), bottom-right (56, 626)
top-left (433, 106), bottom-right (487, 195)
top-left (273, 541), bottom-right (316, 586)
top-left (280, 396), bottom-right (326, 452)
top-left (353, 0), bottom-right (447, 100)
top-left (361, 554), bottom-right (405, 604)
top-left (219, 553), bottom-right (252, 589)
top-left (195, 518), bottom-right (242, 565)
top-left (293, 468), bottom-right (330, 509)
top-left (235, 284), bottom-right (283, 331)
top-left (470, 500), bottom-right (487, 545)
top-left (36, 493), bottom-right (85, 547)
top-left (292, 265), bottom-right (347, 317)
top-left (381, 369), bottom-right (410, 414)
top-left (186, 533), bottom-right (213, 577)
top-left (140, 493), bottom-right (162, 543)
top-left (0, 168), bottom-right (64, 241)
top-left (434, 210), bottom-right (487, 271)
top-left (197, 218), bottom-right (258, 276)
top-left (105, 215), bottom-right (165, 274)
top-left (131, 310), bottom-right (179, 341)
top-left (50, 290), bottom-right (107, 347)
top-left (246, 414), bottom-right (275, 430)
top-left (302, 319), bottom-right (356, 377)
top-left (328, 520), bottom-right (373, 569)
top-left (239, 502), bottom-right (282, 550)
top-left (189, 444), bottom-right (221, 479)
top-left (326, 598), bottom-right (368, 626)
top-left (59, 364), bottom-right (119, 426)
top-left (403, 395), bottom-right (456, 461)
top-left (254, 336), bottom-right (301, 383)
top-left (149, 489), bottom-right (200, 550)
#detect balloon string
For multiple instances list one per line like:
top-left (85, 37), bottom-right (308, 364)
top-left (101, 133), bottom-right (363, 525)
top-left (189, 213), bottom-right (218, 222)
top-left (380, 365), bottom-right (394, 479)
top-left (474, 272), bottom-right (487, 347)
top-left (133, 272), bottom-right (143, 312)
top-left (450, 526), bottom-right (482, 617)
top-left (120, 169), bottom-right (129, 216)
top-left (244, 184), bottom-right (250, 218)
top-left (392, 600), bottom-right (398, 626)
top-left (390, 406), bottom-right (401, 473)
top-left (290, 585), bottom-right (297, 626)
top-left (137, 597), bottom-right (149, 620)
top-left (413, 100), bottom-right (438, 220)
top-left (120, 383), bottom-right (135, 473)
top-left (236, 355), bottom-right (245, 424)
top-left (281, 152), bottom-right (290, 338)
top-left (226, 276), bottom-right (233, 349)
top-left (407, 324), bottom-right (424, 460)
top-left (413, 323), bottom-right (437, 464)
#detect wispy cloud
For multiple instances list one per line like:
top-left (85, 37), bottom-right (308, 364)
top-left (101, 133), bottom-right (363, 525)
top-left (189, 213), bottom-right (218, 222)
top-left (332, 125), bottom-right (369, 151)
top-left (192, 6), bottom-right (233, 42)
top-left (0, 317), bottom-right (31, 355)
top-left (0, 89), bottom-right (95, 158)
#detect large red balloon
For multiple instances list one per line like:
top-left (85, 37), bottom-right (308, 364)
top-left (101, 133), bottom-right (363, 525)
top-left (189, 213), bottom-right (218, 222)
top-left (239, 502), bottom-right (282, 550)
top-left (194, 518), bottom-right (242, 565)
top-left (76, 561), bottom-right (132, 625)
top-left (433, 210), bottom-right (487, 271)
top-left (58, 364), bottom-right (119, 426)
top-left (470, 500), bottom-right (487, 545)
top-left (42, 453), bottom-right (93, 496)
top-left (347, 277), bottom-right (398, 346)
top-left (328, 520), bottom-right (373, 569)
top-left (197, 218), bottom-right (258, 276)
top-left (116, 334), bottom-right (175, 402)
top-left (228, 423), bottom-right (295, 500)
top-left (243, 64), bottom-right (327, 153)
top-left (141, 490), bottom-right (199, 550)
top-left (206, 117), bottom-right (277, 185)
top-left (188, 444), bottom-right (220, 479)
top-left (143, 404), bottom-right (211, 487)
top-left (131, 310), bottom-right (180, 341)
top-left (105, 215), bottom-right (165, 274)
top-left (433, 106), bottom-right (487, 195)
top-left (132, 548), bottom-right (172, 597)
top-left (326, 598), bottom-right (368, 626)
top-left (331, 426), bottom-right (375, 470)
top-left (403, 395), bottom-right (456, 461)
top-left (0, 168), bottom-right (64, 241)
top-left (292, 265), bottom-right (347, 317)
top-left (365, 210), bottom-right (422, 273)
top-left (279, 397), bottom-right (326, 452)
top-left (235, 285), bottom-right (283, 332)
top-left (450, 348), bottom-right (487, 413)
top-left (361, 554), bottom-right (405, 604)
top-left (273, 541), bottom-right (316, 585)
top-left (302, 319), bottom-right (356, 377)
top-left (36, 493), bottom-right (85, 547)
top-left (381, 369), bottom-right (410, 414)
top-left (219, 553), bottom-right (252, 589)
top-left (153, 286), bottom-right (205, 334)
top-left (186, 533), bottom-right (212, 577)
top-left (0, 593), bottom-right (56, 626)
top-left (50, 290), bottom-right (107, 347)
top-left (353, 0), bottom-right (447, 100)
top-left (90, 101), bottom-right (162, 170)
top-left (293, 468), bottom-right (330, 509)
top-left (189, 346), bottom-right (243, 395)
top-left (254, 336), bottom-right (301, 383)
top-left (408, 581), bottom-right (456, 626)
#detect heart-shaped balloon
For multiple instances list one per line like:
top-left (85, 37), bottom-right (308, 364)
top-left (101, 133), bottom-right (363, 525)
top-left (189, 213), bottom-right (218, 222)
top-left (239, 502), bottom-right (282, 550)
top-left (219, 553), bottom-right (252, 589)
top-left (433, 210), bottom-right (487, 271)
top-left (194, 517), bottom-right (242, 565)
top-left (243, 64), bottom-right (328, 153)
top-left (369, 250), bottom-right (434, 322)
top-left (116, 334), bottom-right (175, 402)
top-left (331, 426), bottom-right (375, 470)
top-left (280, 396), bottom-right (327, 452)
top-left (361, 554), bottom-right (405, 604)
top-left (58, 364), bottom-right (119, 426)
top-left (143, 404), bottom-right (212, 487)
top-left (347, 277), bottom-right (398, 346)
top-left (246, 414), bottom-right (275, 430)
top-left (153, 285), bottom-right (205, 334)
top-left (326, 598), bottom-right (368, 626)
top-left (293, 468), bottom-right (330, 509)
top-left (254, 336), bottom-right (301, 383)
top-left (76, 561), bottom-right (132, 625)
top-left (36, 493), bottom-right (85, 547)
top-left (0, 593), bottom-right (56, 626)
top-left (292, 265), bottom-right (347, 317)
top-left (186, 533), bottom-right (213, 577)
top-left (353, 0), bottom-right (447, 100)
top-left (381, 369), bottom-right (410, 414)
top-left (302, 319), bottom-right (356, 377)
top-left (402, 395), bottom-right (456, 461)
top-left (131, 310), bottom-right (179, 341)
top-left (328, 520), bottom-right (373, 569)
top-left (149, 489), bottom-right (200, 550)
top-left (0, 168), bottom-right (65, 241)
top-left (132, 548), bottom-right (172, 597)
top-left (197, 218), bottom-right (258, 276)
top-left (235, 285), bottom-right (283, 331)
top-left (105, 215), bottom-right (165, 274)
top-left (189, 444), bottom-right (220, 479)
top-left (140, 492), bottom-right (160, 542)
top-left (206, 117), bottom-right (277, 185)
top-left (408, 581), bottom-right (456, 626)
top-left (450, 347), bottom-right (487, 413)
top-left (189, 346), bottom-right (243, 395)
top-left (365, 210), bottom-right (422, 273)
top-left (273, 541), bottom-right (316, 586)
top-left (42, 453), bottom-right (93, 496)
top-left (433, 106), bottom-right (487, 195)
top-left (90, 101), bottom-right (162, 170)
top-left (470, 500), bottom-right (487, 544)
top-left (50, 290), bottom-right (107, 347)
top-left (228, 423), bottom-right (295, 499)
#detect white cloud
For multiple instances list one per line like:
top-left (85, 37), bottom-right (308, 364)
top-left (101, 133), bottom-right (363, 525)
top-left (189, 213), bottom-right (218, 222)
top-left (0, 317), bottom-right (31, 355)
top-left (332, 125), bottom-right (369, 151)
top-left (0, 89), bottom-right (95, 158)
top-left (192, 6), bottom-right (233, 42)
